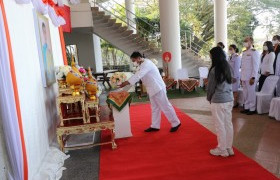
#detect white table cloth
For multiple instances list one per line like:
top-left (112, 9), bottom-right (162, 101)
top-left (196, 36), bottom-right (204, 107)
top-left (112, 104), bottom-right (132, 139)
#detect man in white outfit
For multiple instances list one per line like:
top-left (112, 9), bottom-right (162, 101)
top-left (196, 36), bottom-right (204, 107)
top-left (120, 52), bottom-right (181, 132)
top-left (240, 37), bottom-right (260, 115)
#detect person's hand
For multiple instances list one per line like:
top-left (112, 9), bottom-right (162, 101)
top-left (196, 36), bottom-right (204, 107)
top-left (119, 81), bottom-right (130, 88)
top-left (232, 78), bottom-right (237, 83)
top-left (249, 78), bottom-right (255, 85)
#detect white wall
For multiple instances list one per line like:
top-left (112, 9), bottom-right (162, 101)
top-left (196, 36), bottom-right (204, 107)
top-left (64, 31), bottom-right (99, 71)
top-left (3, 0), bottom-right (64, 179)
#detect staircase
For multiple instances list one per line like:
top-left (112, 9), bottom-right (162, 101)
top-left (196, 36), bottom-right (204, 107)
top-left (73, 0), bottom-right (211, 77)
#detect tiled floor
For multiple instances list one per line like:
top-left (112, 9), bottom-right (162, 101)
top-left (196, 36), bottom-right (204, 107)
top-left (62, 96), bottom-right (280, 179)
top-left (170, 97), bottom-right (280, 178)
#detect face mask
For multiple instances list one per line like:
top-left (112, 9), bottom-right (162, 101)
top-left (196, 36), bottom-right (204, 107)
top-left (228, 50), bottom-right (234, 55)
top-left (272, 40), bottom-right (279, 46)
top-left (133, 61), bottom-right (139, 67)
top-left (243, 42), bottom-right (249, 48)
top-left (263, 46), bottom-right (268, 51)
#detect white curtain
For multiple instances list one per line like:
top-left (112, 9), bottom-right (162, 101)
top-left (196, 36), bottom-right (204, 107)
top-left (0, 8), bottom-right (24, 180)
top-left (15, 0), bottom-right (31, 4)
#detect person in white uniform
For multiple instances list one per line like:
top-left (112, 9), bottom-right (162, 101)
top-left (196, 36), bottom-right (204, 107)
top-left (120, 52), bottom-right (181, 132)
top-left (240, 37), bottom-right (260, 115)
top-left (228, 44), bottom-right (241, 108)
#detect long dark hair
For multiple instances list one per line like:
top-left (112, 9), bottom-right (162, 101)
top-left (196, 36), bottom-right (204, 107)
top-left (209, 47), bottom-right (232, 84)
top-left (261, 41), bottom-right (274, 62)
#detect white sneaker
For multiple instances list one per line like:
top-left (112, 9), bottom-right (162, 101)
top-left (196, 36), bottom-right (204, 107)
top-left (227, 148), bottom-right (235, 156)
top-left (210, 148), bottom-right (229, 157)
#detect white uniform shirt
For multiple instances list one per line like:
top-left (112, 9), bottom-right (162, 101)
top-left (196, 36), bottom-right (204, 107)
top-left (275, 54), bottom-right (280, 76)
top-left (228, 53), bottom-right (241, 79)
top-left (128, 59), bottom-right (166, 97)
top-left (241, 48), bottom-right (260, 81)
top-left (260, 52), bottom-right (275, 75)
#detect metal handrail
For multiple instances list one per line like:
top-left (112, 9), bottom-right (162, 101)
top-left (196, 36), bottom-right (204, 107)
top-left (94, 0), bottom-right (162, 49)
top-left (110, 0), bottom-right (160, 32)
top-left (91, 0), bottom-right (210, 62)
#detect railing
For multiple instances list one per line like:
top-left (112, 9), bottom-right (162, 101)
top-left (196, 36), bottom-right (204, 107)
top-left (90, 0), bottom-right (162, 49)
top-left (91, 0), bottom-right (211, 62)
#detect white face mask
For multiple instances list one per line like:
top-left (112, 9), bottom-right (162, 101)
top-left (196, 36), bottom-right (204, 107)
top-left (243, 42), bottom-right (249, 48)
top-left (133, 61), bottom-right (139, 67)
top-left (272, 40), bottom-right (279, 46)
top-left (228, 50), bottom-right (234, 55)
top-left (263, 46), bottom-right (268, 51)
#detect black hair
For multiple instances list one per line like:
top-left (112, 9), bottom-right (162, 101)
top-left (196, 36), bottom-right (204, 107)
top-left (229, 44), bottom-right (239, 53)
top-left (273, 35), bottom-right (280, 41)
top-left (217, 42), bottom-right (225, 49)
top-left (264, 41), bottom-right (274, 53)
top-left (130, 51), bottom-right (143, 59)
top-left (261, 41), bottom-right (275, 62)
top-left (208, 47), bottom-right (232, 84)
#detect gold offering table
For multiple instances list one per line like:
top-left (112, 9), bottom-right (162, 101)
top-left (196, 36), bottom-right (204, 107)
top-left (57, 94), bottom-right (87, 126)
top-left (56, 106), bottom-right (117, 152)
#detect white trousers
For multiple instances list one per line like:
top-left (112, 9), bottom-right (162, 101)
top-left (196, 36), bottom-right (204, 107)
top-left (210, 102), bottom-right (234, 151)
top-left (150, 90), bottom-right (181, 129)
top-left (243, 80), bottom-right (256, 111)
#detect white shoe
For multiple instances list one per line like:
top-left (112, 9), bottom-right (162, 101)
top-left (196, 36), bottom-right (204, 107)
top-left (210, 148), bottom-right (229, 157)
top-left (227, 148), bottom-right (235, 156)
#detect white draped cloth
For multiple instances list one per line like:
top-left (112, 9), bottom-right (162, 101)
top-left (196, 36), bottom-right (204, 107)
top-left (0, 8), bottom-right (24, 180)
top-left (48, 5), bottom-right (66, 27)
top-left (256, 75), bottom-right (279, 114)
top-left (15, 0), bottom-right (31, 4)
top-left (269, 78), bottom-right (280, 121)
top-left (32, 0), bottom-right (48, 15)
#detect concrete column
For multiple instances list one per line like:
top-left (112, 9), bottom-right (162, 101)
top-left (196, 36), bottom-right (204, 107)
top-left (159, 0), bottom-right (182, 80)
top-left (92, 34), bottom-right (103, 73)
top-left (214, 0), bottom-right (227, 48)
top-left (125, 0), bottom-right (136, 33)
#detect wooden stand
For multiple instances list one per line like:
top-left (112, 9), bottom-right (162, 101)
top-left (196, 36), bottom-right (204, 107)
top-left (56, 94), bottom-right (86, 127)
top-left (56, 106), bottom-right (117, 152)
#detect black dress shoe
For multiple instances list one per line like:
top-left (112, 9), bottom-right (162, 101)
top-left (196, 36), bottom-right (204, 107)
top-left (246, 111), bottom-right (256, 115)
top-left (240, 109), bottom-right (249, 114)
top-left (144, 127), bottom-right (160, 132)
top-left (233, 103), bottom-right (239, 108)
top-left (170, 123), bottom-right (181, 132)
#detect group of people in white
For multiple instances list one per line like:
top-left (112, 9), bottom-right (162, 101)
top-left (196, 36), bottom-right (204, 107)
top-left (119, 35), bottom-right (280, 158)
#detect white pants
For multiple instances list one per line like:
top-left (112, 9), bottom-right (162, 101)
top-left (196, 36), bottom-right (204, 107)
top-left (150, 90), bottom-right (181, 129)
top-left (243, 80), bottom-right (256, 111)
top-left (210, 102), bottom-right (234, 151)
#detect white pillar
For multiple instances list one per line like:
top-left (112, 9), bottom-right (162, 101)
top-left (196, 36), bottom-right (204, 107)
top-left (159, 0), bottom-right (182, 80)
top-left (125, 0), bottom-right (136, 33)
top-left (214, 0), bottom-right (227, 48)
top-left (92, 34), bottom-right (103, 72)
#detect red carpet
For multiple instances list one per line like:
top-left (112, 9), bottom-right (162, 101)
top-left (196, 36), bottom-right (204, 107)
top-left (100, 104), bottom-right (278, 180)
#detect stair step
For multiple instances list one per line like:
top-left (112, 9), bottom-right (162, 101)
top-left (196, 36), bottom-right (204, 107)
top-left (91, 7), bottom-right (99, 12)
top-left (113, 23), bottom-right (122, 29)
top-left (107, 19), bottom-right (117, 26)
top-left (122, 30), bottom-right (134, 37)
top-left (129, 34), bottom-right (140, 40)
top-left (117, 26), bottom-right (128, 33)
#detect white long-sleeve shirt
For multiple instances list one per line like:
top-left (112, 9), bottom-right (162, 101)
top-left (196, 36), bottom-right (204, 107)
top-left (275, 54), bottom-right (280, 76)
top-left (128, 59), bottom-right (166, 97)
top-left (260, 52), bottom-right (275, 75)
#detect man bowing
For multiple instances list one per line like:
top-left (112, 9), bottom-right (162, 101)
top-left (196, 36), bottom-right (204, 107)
top-left (120, 52), bottom-right (181, 132)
